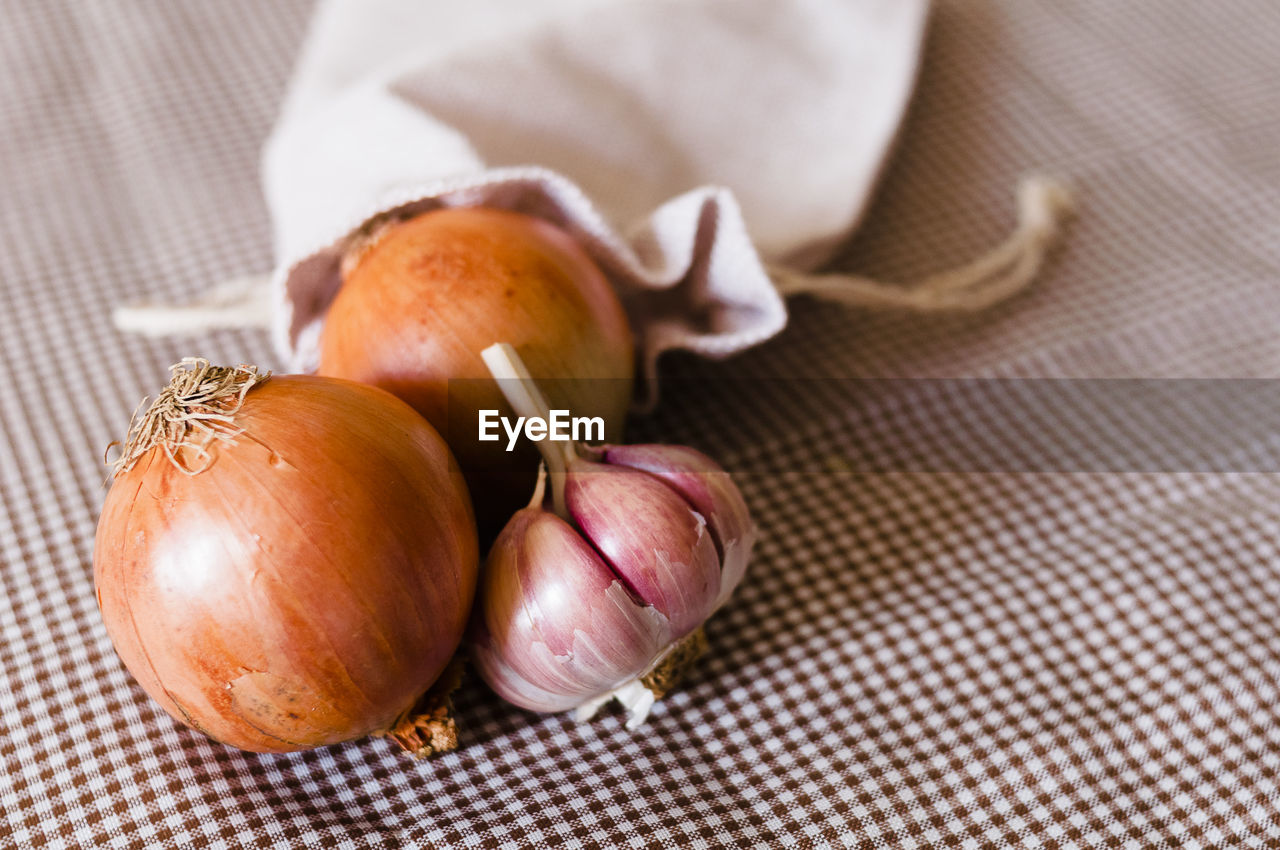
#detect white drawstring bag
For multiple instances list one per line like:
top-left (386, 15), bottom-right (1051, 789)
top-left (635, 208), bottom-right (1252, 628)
top-left (117, 0), bottom-right (1071, 401)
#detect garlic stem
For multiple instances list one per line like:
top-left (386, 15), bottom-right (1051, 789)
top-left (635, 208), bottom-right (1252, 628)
top-left (481, 342), bottom-right (580, 519)
top-left (527, 462), bottom-right (548, 509)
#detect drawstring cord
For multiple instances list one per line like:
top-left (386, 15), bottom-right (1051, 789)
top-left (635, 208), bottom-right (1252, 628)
top-left (111, 176), bottom-right (1073, 338)
top-left (769, 176), bottom-right (1073, 312)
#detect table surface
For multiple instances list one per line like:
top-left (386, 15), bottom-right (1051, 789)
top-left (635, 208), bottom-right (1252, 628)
top-left (4, 1), bottom-right (1280, 847)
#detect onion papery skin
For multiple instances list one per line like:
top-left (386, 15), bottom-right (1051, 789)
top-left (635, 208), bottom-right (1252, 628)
top-left (93, 375), bottom-right (478, 753)
top-left (316, 208), bottom-right (635, 538)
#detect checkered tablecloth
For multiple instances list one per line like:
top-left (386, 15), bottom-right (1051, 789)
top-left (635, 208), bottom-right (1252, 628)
top-left (4, 1), bottom-right (1280, 847)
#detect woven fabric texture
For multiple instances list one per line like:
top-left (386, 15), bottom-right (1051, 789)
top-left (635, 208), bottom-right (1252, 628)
top-left (3, 1), bottom-right (1280, 848)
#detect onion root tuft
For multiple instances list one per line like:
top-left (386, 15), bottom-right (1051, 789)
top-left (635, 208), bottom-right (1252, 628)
top-left (112, 357), bottom-right (270, 477)
top-left (379, 654), bottom-right (466, 758)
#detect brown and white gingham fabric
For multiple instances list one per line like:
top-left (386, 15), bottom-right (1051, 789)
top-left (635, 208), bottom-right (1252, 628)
top-left (4, 1), bottom-right (1280, 847)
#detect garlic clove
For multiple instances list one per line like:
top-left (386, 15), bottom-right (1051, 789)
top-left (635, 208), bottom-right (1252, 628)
top-left (472, 342), bottom-right (756, 726)
top-left (602, 444), bottom-right (757, 610)
top-left (471, 506), bottom-right (673, 714)
top-left (565, 458), bottom-right (721, 638)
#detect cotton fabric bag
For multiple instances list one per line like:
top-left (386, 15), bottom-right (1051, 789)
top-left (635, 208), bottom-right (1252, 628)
top-left (117, 0), bottom-right (1069, 399)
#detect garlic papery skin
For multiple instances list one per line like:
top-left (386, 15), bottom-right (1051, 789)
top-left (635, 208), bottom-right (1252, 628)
top-left (601, 444), bottom-right (756, 611)
top-left (469, 499), bottom-right (673, 715)
top-left (472, 343), bottom-right (756, 727)
top-left (564, 458), bottom-right (721, 638)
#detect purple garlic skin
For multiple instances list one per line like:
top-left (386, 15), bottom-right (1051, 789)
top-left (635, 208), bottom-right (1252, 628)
top-left (565, 458), bottom-right (720, 638)
top-left (602, 444), bottom-right (755, 610)
top-left (470, 507), bottom-right (671, 714)
top-left (470, 444), bottom-right (756, 720)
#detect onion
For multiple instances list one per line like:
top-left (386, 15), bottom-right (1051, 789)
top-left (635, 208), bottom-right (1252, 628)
top-left (317, 207), bottom-right (634, 537)
top-left (94, 359), bottom-right (478, 755)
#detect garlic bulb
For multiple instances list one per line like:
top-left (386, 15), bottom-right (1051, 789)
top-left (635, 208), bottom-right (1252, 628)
top-left (469, 343), bottom-right (755, 727)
